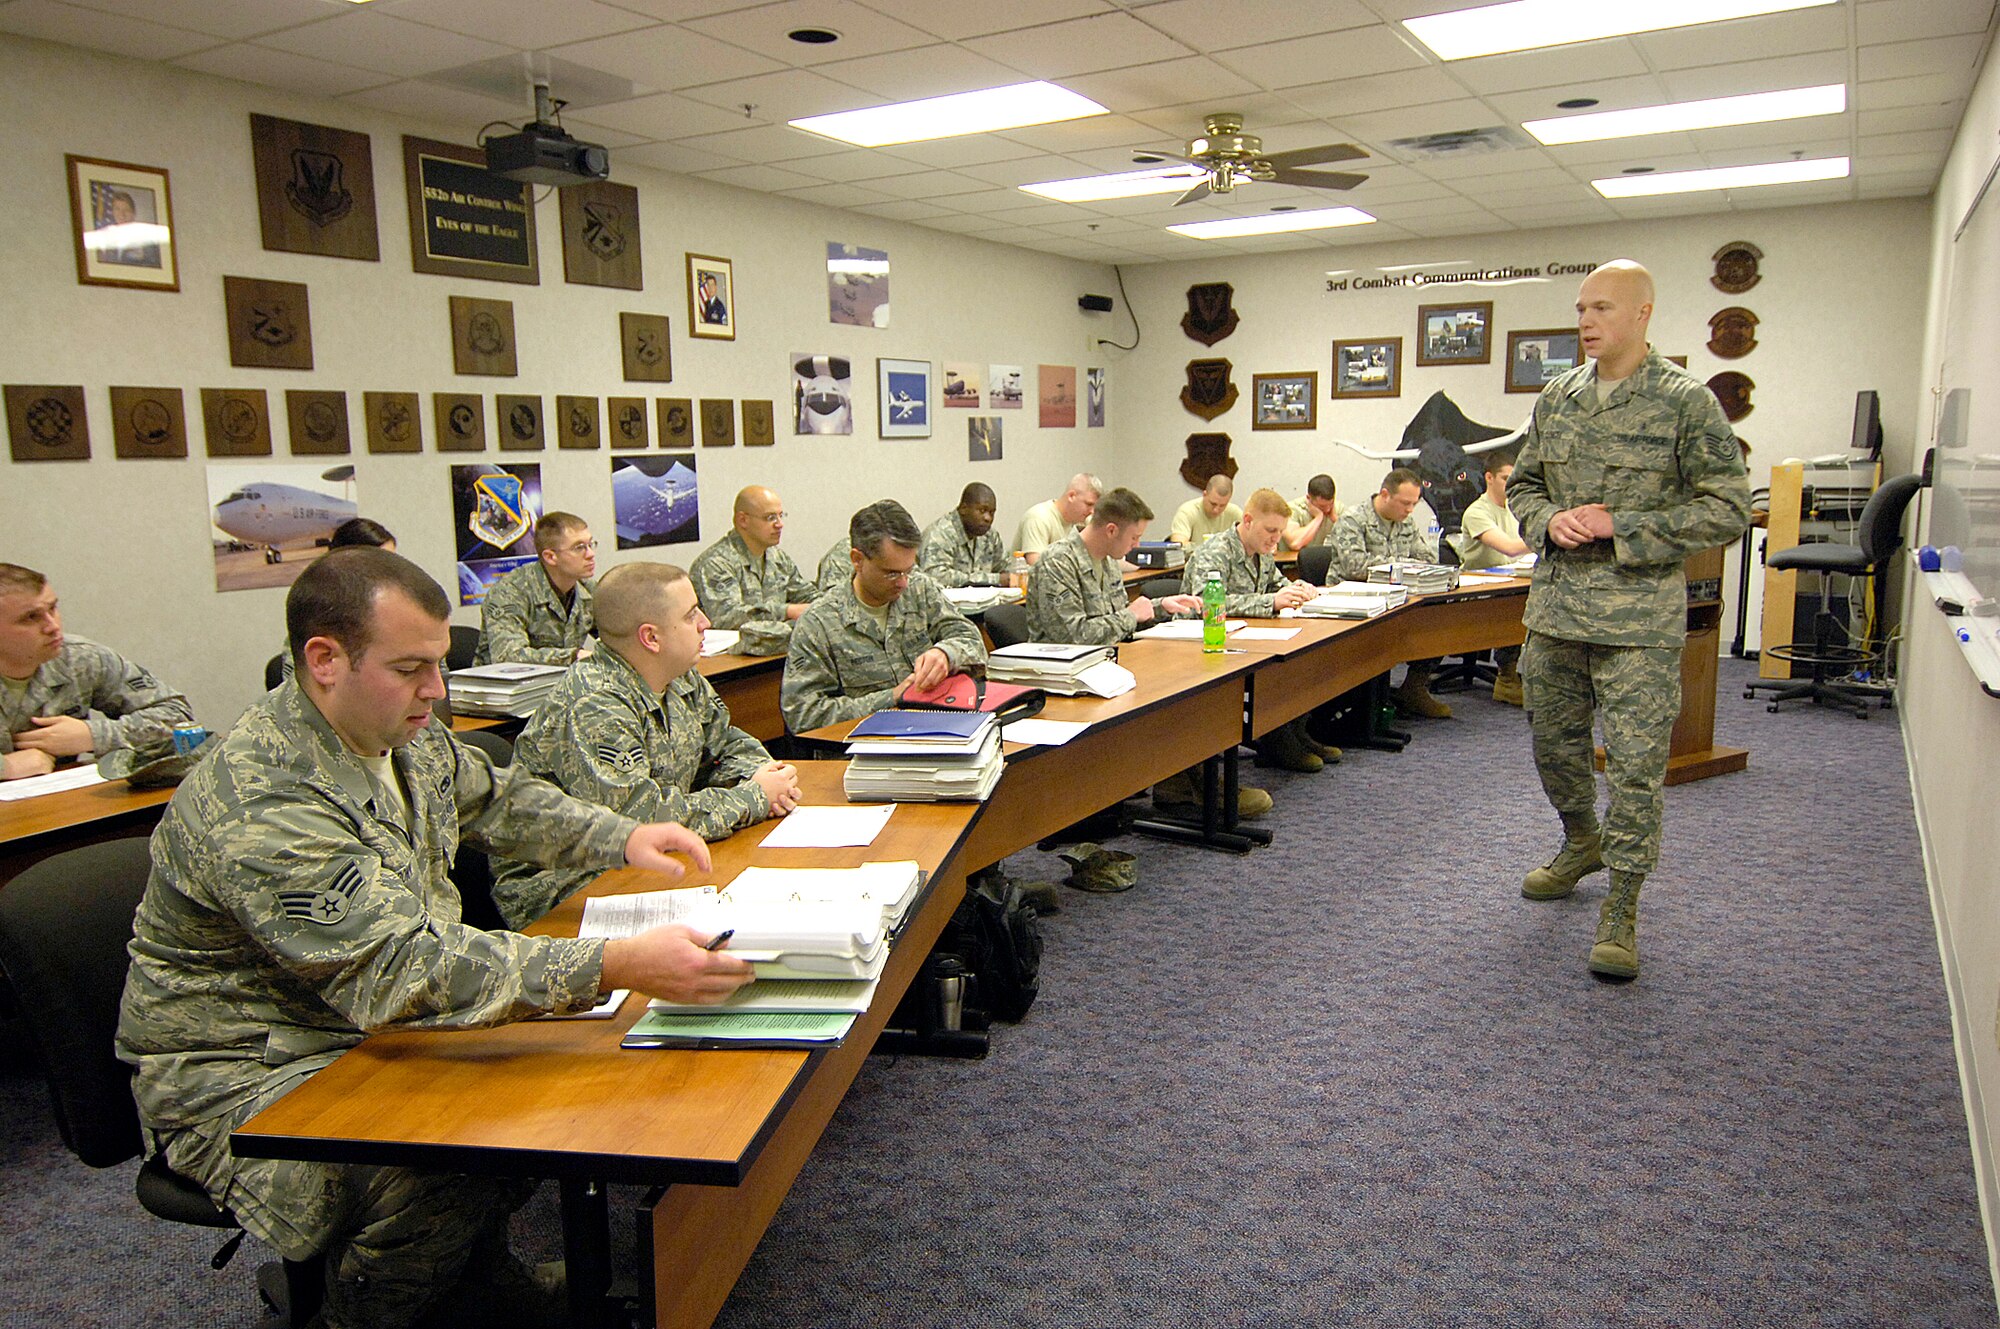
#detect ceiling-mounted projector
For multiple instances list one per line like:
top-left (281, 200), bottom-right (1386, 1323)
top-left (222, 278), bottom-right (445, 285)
top-left (484, 82), bottom-right (609, 186)
top-left (485, 122), bottom-right (609, 186)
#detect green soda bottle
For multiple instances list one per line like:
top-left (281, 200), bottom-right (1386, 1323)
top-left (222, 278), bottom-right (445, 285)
top-left (1201, 572), bottom-right (1226, 654)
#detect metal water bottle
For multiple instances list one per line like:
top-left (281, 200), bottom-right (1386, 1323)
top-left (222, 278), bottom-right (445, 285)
top-left (1201, 572), bottom-right (1226, 654)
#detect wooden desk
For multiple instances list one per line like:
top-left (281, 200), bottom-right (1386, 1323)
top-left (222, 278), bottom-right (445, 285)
top-left (0, 777), bottom-right (171, 886)
top-left (233, 763), bottom-right (977, 1329)
top-left (696, 652), bottom-right (785, 743)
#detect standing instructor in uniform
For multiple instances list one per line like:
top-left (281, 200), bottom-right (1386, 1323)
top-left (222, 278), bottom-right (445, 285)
top-left (1506, 260), bottom-right (1750, 980)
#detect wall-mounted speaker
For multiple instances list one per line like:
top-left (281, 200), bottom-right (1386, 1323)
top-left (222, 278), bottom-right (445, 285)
top-left (1078, 294), bottom-right (1114, 312)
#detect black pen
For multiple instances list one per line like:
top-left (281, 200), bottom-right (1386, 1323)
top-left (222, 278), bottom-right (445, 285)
top-left (704, 929), bottom-right (735, 951)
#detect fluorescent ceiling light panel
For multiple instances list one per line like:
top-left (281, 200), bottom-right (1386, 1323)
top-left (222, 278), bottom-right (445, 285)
top-left (1404, 0), bottom-right (1837, 61)
top-left (1525, 84), bottom-right (1845, 144)
top-left (789, 81), bottom-right (1107, 147)
top-left (1020, 165), bottom-right (1208, 203)
top-left (1592, 155), bottom-right (1848, 197)
top-left (1167, 207), bottom-right (1375, 240)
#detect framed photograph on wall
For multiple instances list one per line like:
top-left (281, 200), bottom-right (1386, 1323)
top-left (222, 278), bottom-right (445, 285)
top-left (878, 358), bottom-right (931, 438)
top-left (687, 254), bottom-right (735, 340)
top-left (1505, 328), bottom-right (1581, 392)
top-left (1331, 338), bottom-right (1401, 399)
top-left (1416, 301), bottom-right (1492, 366)
top-left (1251, 372), bottom-right (1317, 430)
top-left (66, 155), bottom-right (178, 291)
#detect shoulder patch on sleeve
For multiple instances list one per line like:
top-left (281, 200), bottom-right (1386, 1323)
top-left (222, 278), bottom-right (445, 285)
top-left (593, 741), bottom-right (648, 775)
top-left (276, 859), bottom-right (367, 926)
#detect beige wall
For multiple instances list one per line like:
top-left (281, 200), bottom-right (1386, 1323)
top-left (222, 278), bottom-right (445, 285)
top-left (0, 34), bottom-right (1119, 730)
top-left (1912, 23), bottom-right (2000, 1296)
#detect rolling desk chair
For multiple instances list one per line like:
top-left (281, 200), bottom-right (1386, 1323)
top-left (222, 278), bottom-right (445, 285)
top-left (0, 839), bottom-right (325, 1325)
top-left (263, 653), bottom-right (285, 690)
top-left (1430, 537), bottom-right (1499, 693)
top-left (1296, 545), bottom-right (1334, 587)
top-left (451, 730), bottom-right (514, 931)
top-left (1746, 473), bottom-right (1920, 717)
top-left (447, 625), bottom-right (481, 671)
top-left (1137, 576), bottom-right (1185, 601)
top-left (984, 602), bottom-right (1030, 649)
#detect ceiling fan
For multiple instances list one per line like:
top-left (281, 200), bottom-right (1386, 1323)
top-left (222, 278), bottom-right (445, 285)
top-left (1160, 111), bottom-right (1370, 205)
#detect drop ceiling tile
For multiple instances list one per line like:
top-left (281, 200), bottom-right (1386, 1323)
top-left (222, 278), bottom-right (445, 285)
top-left (694, 161), bottom-right (829, 190)
top-left (174, 42), bottom-right (388, 97)
top-left (1346, 179), bottom-right (1458, 205)
top-left (1857, 0), bottom-right (1995, 44)
top-left (1212, 25), bottom-right (1427, 90)
top-left (678, 67), bottom-right (884, 120)
top-left (614, 140), bottom-right (750, 173)
top-left (1398, 210), bottom-right (1513, 239)
top-left (1699, 135), bottom-right (1847, 167)
top-left (65, 0), bottom-right (330, 40)
top-left (983, 199), bottom-right (1093, 223)
top-left (1471, 181), bottom-right (1601, 207)
top-left (849, 0), bottom-right (1115, 42)
top-left (675, 120), bottom-right (858, 160)
top-left (1281, 67), bottom-right (1468, 119)
top-left (1860, 34), bottom-right (1984, 81)
top-left (1858, 102), bottom-right (1967, 134)
top-left (994, 114), bottom-right (1164, 154)
top-left (1140, 0), bottom-right (1372, 47)
top-left (959, 155), bottom-right (1095, 187)
top-left (884, 135), bottom-right (1051, 168)
top-left (1731, 180), bottom-right (1857, 209)
top-left (963, 11), bottom-right (1195, 79)
top-left (767, 147), bottom-right (933, 180)
top-left (1411, 153), bottom-right (1567, 183)
top-left (850, 198), bottom-right (960, 220)
top-left (774, 180), bottom-right (897, 207)
top-left (1490, 202), bottom-right (1621, 226)
top-left (1061, 56), bottom-right (1258, 114)
top-left (381, 0), bottom-right (656, 48)
top-left (1127, 93), bottom-right (1317, 141)
top-left (253, 13), bottom-right (514, 79)
top-left (1856, 71), bottom-right (1973, 110)
top-left (1687, 116), bottom-right (1853, 154)
top-left (1853, 149), bottom-right (1948, 175)
top-left (0, 0), bottom-right (214, 60)
top-left (547, 24), bottom-right (781, 91)
top-left (682, 0), bottom-right (935, 64)
top-left (861, 171), bottom-right (1004, 200)
top-left (914, 212), bottom-right (1015, 233)
top-left (1041, 213), bottom-right (1156, 233)
top-left (1854, 176), bottom-right (1937, 199)
top-left (1629, 5), bottom-right (1847, 69)
top-left (1540, 134), bottom-right (1702, 168)
top-left (1449, 41), bottom-right (1651, 97)
top-left (815, 43), bottom-right (1022, 100)
top-left (1340, 98), bottom-right (1499, 145)
top-left (572, 92), bottom-right (761, 139)
top-left (1481, 75), bottom-right (1679, 124)
top-left (341, 78), bottom-right (524, 128)
top-left (1659, 51), bottom-right (1847, 103)
top-left (602, 0), bottom-right (775, 19)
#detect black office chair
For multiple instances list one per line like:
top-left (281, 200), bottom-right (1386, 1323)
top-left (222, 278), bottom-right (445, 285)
top-left (447, 625), bottom-right (481, 671)
top-left (985, 602), bottom-right (1030, 648)
top-left (0, 839), bottom-right (325, 1325)
top-left (263, 653), bottom-right (286, 690)
top-left (1747, 473), bottom-right (1920, 717)
top-left (1296, 545), bottom-right (1334, 587)
top-left (451, 730), bottom-right (514, 931)
top-left (1137, 576), bottom-right (1184, 601)
top-left (1429, 532), bottom-right (1498, 692)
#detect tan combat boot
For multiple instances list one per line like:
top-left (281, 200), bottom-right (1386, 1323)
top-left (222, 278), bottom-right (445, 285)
top-left (1588, 872), bottom-right (1643, 978)
top-left (1521, 832), bottom-right (1604, 900)
top-left (1491, 663), bottom-right (1524, 707)
top-left (1391, 664), bottom-right (1452, 719)
top-left (1152, 771), bottom-right (1274, 820)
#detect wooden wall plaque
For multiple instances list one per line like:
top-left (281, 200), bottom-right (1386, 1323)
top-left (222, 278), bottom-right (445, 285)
top-left (555, 395), bottom-right (600, 449)
top-left (201, 387), bottom-right (273, 457)
top-left (224, 276), bottom-right (313, 370)
top-left (450, 296), bottom-right (517, 376)
top-left (363, 391), bottom-right (422, 453)
top-left (658, 397), bottom-right (692, 450)
top-left (560, 180), bottom-right (642, 290)
top-left (434, 393), bottom-right (486, 452)
top-left (621, 312), bottom-right (672, 383)
top-left (250, 113), bottom-right (379, 262)
top-left (607, 396), bottom-right (648, 449)
top-left (699, 398), bottom-right (735, 447)
top-left (109, 385), bottom-right (187, 458)
top-left (5, 385), bottom-right (90, 461)
top-left (496, 393), bottom-right (544, 451)
top-left (742, 399), bottom-right (775, 447)
top-left (402, 135), bottom-right (538, 285)
top-left (286, 389), bottom-right (351, 455)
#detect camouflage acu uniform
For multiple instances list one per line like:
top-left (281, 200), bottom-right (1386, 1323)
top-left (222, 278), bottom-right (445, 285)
top-left (494, 650), bottom-right (772, 927)
top-left (689, 530), bottom-right (816, 656)
top-left (1508, 347), bottom-right (1751, 876)
top-left (780, 571), bottom-right (985, 733)
top-left (1, 636), bottom-right (190, 757)
top-left (1288, 496), bottom-right (1340, 550)
top-left (116, 682), bottom-right (635, 1328)
top-left (1026, 531), bottom-right (1154, 645)
top-left (816, 537), bottom-right (852, 599)
top-left (472, 562), bottom-right (594, 665)
top-left (1328, 501), bottom-right (1433, 582)
top-left (1181, 529), bottom-right (1283, 616)
top-left (918, 511), bottom-right (1008, 588)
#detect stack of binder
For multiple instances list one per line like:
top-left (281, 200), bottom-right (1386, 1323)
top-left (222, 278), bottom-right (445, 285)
top-left (843, 710), bottom-right (1004, 803)
top-left (447, 662), bottom-right (568, 717)
top-left (941, 585), bottom-right (1026, 614)
top-left (1299, 581), bottom-right (1410, 618)
top-left (1368, 561), bottom-right (1461, 594)
top-left (1129, 540), bottom-right (1186, 570)
top-left (987, 642), bottom-right (1119, 695)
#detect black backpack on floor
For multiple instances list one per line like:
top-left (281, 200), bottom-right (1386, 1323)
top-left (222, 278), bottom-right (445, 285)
top-left (943, 869), bottom-right (1043, 1024)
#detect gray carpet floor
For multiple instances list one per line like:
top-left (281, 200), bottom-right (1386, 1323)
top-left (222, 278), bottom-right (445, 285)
top-left (5, 658), bottom-right (1992, 1328)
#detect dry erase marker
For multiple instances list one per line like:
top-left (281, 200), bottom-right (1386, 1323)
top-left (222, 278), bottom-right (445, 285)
top-left (704, 929), bottom-right (735, 951)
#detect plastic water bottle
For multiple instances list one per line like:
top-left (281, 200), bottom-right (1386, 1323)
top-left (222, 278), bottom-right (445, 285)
top-left (1201, 572), bottom-right (1226, 654)
top-left (1425, 518), bottom-right (1442, 562)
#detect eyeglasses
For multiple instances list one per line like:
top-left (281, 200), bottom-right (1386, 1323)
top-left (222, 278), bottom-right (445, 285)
top-left (753, 512), bottom-right (787, 524)
top-left (566, 540), bottom-right (599, 553)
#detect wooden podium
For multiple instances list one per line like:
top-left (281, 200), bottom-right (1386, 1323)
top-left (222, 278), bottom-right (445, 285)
top-left (1595, 544), bottom-right (1748, 785)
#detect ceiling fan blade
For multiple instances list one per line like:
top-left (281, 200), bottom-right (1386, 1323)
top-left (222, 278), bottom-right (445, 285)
top-left (1263, 142), bottom-right (1369, 169)
top-left (1173, 178), bottom-right (1212, 206)
top-left (1268, 167), bottom-right (1368, 191)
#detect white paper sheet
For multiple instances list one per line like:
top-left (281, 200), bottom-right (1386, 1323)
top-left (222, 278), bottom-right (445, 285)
top-left (1233, 627), bottom-right (1301, 640)
top-left (1135, 619), bottom-right (1245, 640)
top-left (757, 803), bottom-right (895, 848)
top-left (0, 765), bottom-right (110, 801)
top-left (1001, 717), bottom-right (1091, 747)
top-left (700, 629), bottom-right (740, 656)
top-left (578, 887), bottom-right (718, 938)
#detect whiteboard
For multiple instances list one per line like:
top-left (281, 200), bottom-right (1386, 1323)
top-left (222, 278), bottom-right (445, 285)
top-left (1935, 151), bottom-right (2000, 612)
